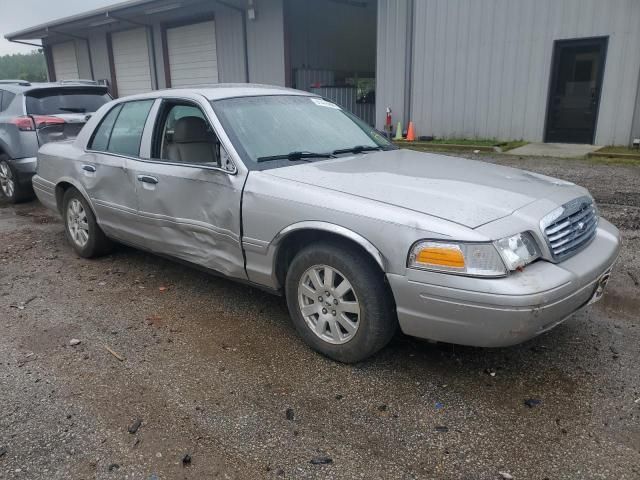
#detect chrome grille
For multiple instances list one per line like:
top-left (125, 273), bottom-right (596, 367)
top-left (542, 197), bottom-right (598, 261)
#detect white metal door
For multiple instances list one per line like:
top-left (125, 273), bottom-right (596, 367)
top-left (111, 28), bottom-right (153, 97)
top-left (52, 42), bottom-right (79, 80)
top-left (166, 20), bottom-right (219, 87)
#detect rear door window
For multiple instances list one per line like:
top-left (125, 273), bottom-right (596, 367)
top-left (104, 100), bottom-right (154, 157)
top-left (26, 88), bottom-right (111, 115)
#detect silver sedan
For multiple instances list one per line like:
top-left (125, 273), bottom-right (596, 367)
top-left (32, 85), bottom-right (621, 362)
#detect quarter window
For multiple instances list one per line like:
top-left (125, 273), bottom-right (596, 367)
top-left (0, 90), bottom-right (15, 112)
top-left (89, 104), bottom-right (122, 152)
top-left (89, 100), bottom-right (154, 157)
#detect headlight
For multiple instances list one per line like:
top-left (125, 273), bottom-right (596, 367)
top-left (408, 233), bottom-right (541, 277)
top-left (408, 241), bottom-right (507, 277)
top-left (494, 232), bottom-right (540, 271)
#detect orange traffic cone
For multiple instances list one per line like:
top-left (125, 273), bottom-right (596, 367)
top-left (406, 121), bottom-right (416, 141)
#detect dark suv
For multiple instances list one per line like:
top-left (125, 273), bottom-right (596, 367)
top-left (0, 80), bottom-right (111, 202)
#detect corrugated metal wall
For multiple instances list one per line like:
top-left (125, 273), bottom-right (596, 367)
top-left (287, 0), bottom-right (376, 73)
top-left (309, 86), bottom-right (376, 125)
top-left (246, 0), bottom-right (286, 86)
top-left (85, 3), bottom-right (248, 91)
top-left (151, 3), bottom-right (246, 89)
top-left (378, 0), bottom-right (640, 145)
top-left (215, 4), bottom-right (248, 83)
top-left (87, 33), bottom-right (110, 83)
top-left (294, 69), bottom-right (335, 90)
top-left (376, 0), bottom-right (410, 130)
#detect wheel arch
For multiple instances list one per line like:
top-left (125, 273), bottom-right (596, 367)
top-left (54, 178), bottom-right (96, 216)
top-left (272, 221), bottom-right (387, 289)
top-left (0, 139), bottom-right (13, 159)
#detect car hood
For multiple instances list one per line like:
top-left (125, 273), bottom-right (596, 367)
top-left (262, 149), bottom-right (588, 228)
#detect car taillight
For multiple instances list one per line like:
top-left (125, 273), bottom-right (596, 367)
top-left (10, 116), bottom-right (35, 131)
top-left (10, 115), bottom-right (65, 131)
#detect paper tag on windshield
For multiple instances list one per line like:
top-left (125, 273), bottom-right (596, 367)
top-left (311, 98), bottom-right (341, 109)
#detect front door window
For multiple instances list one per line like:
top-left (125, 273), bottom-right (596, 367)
top-left (153, 101), bottom-right (221, 167)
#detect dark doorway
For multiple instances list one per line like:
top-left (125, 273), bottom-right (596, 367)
top-left (545, 37), bottom-right (608, 144)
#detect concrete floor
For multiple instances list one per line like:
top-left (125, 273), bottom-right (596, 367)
top-left (509, 142), bottom-right (601, 158)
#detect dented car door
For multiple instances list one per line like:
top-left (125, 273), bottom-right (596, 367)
top-left (126, 97), bottom-right (247, 280)
top-left (128, 159), bottom-right (246, 279)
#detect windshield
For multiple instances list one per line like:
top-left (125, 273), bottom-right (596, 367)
top-left (26, 88), bottom-right (111, 115)
top-left (211, 95), bottom-right (393, 168)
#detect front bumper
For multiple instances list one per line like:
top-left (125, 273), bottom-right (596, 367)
top-left (10, 157), bottom-right (37, 185)
top-left (387, 218), bottom-right (621, 347)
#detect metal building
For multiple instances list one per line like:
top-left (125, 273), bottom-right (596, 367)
top-left (6, 0), bottom-right (640, 146)
top-left (378, 0), bottom-right (640, 146)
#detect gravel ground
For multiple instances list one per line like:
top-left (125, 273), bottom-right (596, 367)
top-left (0, 154), bottom-right (639, 480)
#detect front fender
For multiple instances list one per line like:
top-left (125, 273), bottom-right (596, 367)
top-left (272, 221), bottom-right (386, 271)
top-left (242, 220), bottom-right (387, 290)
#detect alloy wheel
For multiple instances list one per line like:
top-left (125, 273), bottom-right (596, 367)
top-left (0, 162), bottom-right (14, 198)
top-left (297, 264), bottom-right (361, 345)
top-left (67, 198), bottom-right (90, 248)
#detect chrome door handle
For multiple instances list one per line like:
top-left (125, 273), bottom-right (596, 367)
top-left (137, 175), bottom-right (158, 184)
top-left (82, 165), bottom-right (96, 172)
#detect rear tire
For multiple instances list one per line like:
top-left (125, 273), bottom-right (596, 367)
top-left (285, 241), bottom-right (397, 363)
top-left (0, 156), bottom-right (33, 203)
top-left (62, 188), bottom-right (113, 258)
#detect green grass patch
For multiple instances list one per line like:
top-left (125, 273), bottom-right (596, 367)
top-left (398, 137), bottom-right (527, 149)
top-left (424, 138), bottom-right (499, 146)
top-left (596, 146), bottom-right (640, 155)
top-left (586, 155), bottom-right (640, 166)
top-left (394, 138), bottom-right (528, 153)
top-left (500, 140), bottom-right (528, 151)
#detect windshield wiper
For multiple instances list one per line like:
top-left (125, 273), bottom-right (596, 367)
top-left (256, 151), bottom-right (335, 163)
top-left (58, 107), bottom-right (87, 113)
top-left (332, 145), bottom-right (383, 155)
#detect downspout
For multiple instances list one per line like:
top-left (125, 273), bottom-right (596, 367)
top-left (403, 0), bottom-right (414, 127)
top-left (147, 26), bottom-right (159, 90)
top-left (43, 44), bottom-right (56, 82)
top-left (631, 58), bottom-right (640, 146)
top-left (86, 39), bottom-right (95, 80)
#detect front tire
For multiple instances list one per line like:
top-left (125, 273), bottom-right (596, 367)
top-left (0, 156), bottom-right (33, 203)
top-left (285, 241), bottom-right (397, 363)
top-left (62, 188), bottom-right (113, 258)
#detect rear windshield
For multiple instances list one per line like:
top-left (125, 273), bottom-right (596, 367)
top-left (26, 88), bottom-right (111, 115)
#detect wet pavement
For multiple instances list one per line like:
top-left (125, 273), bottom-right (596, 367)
top-left (0, 155), bottom-right (639, 479)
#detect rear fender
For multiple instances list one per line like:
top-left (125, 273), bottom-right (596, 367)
top-left (55, 176), bottom-right (97, 215)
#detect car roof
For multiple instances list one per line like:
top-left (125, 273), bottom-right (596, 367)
top-left (0, 81), bottom-right (108, 94)
top-left (117, 83), bottom-right (318, 102)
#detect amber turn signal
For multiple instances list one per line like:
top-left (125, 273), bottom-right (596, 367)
top-left (416, 246), bottom-right (465, 268)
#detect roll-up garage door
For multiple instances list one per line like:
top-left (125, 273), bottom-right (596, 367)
top-left (166, 20), bottom-right (219, 87)
top-left (111, 28), bottom-right (153, 97)
top-left (51, 42), bottom-right (79, 80)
